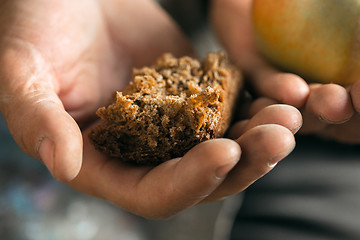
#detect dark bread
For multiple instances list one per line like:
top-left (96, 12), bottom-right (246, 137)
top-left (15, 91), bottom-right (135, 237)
top-left (89, 52), bottom-right (243, 165)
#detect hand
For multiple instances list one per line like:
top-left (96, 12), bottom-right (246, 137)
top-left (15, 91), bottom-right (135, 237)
top-left (211, 0), bottom-right (360, 144)
top-left (299, 83), bottom-right (360, 144)
top-left (69, 104), bottom-right (302, 219)
top-left (0, 0), bottom-right (302, 219)
top-left (0, 0), bottom-right (192, 182)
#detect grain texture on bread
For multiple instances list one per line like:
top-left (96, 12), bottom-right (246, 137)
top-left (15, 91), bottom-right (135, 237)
top-left (89, 52), bottom-right (243, 165)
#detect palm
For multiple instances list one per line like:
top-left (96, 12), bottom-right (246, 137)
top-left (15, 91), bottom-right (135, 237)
top-left (45, 1), bottom-right (126, 125)
top-left (2, 0), bottom-right (192, 126)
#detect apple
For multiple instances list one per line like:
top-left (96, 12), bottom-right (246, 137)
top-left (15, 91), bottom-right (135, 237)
top-left (252, 0), bottom-right (360, 85)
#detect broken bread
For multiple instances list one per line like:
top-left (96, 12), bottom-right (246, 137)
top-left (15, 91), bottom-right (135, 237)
top-left (89, 52), bottom-right (243, 165)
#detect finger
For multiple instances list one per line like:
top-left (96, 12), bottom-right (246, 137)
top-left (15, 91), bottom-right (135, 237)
top-left (350, 80), bottom-right (360, 113)
top-left (0, 45), bottom-right (82, 182)
top-left (70, 136), bottom-right (241, 220)
top-left (204, 124), bottom-right (295, 202)
top-left (1, 92), bottom-right (82, 182)
top-left (229, 104), bottom-right (302, 138)
top-left (300, 107), bottom-right (327, 134)
top-left (305, 83), bottom-right (354, 123)
top-left (248, 97), bottom-right (279, 117)
top-left (318, 115), bottom-right (360, 144)
top-left (251, 68), bottom-right (310, 108)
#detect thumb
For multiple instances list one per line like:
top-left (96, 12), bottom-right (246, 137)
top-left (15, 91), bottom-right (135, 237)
top-left (0, 40), bottom-right (83, 182)
top-left (1, 89), bottom-right (82, 182)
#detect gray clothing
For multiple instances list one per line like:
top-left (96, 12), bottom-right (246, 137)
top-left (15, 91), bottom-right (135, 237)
top-left (231, 135), bottom-right (360, 240)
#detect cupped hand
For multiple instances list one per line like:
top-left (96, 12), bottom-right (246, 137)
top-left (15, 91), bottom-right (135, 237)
top-left (0, 0), bottom-right (303, 219)
top-left (69, 104), bottom-right (302, 219)
top-left (211, 0), bottom-right (360, 144)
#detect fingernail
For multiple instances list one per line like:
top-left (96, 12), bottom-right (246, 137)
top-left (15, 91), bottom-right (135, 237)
top-left (268, 143), bottom-right (296, 168)
top-left (318, 114), bottom-right (351, 124)
top-left (215, 160), bottom-right (239, 179)
top-left (268, 154), bottom-right (283, 168)
top-left (290, 122), bottom-right (303, 134)
top-left (267, 161), bottom-right (278, 168)
top-left (38, 137), bottom-right (55, 175)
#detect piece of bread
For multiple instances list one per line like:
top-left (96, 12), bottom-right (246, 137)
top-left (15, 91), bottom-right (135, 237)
top-left (89, 52), bottom-right (243, 165)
